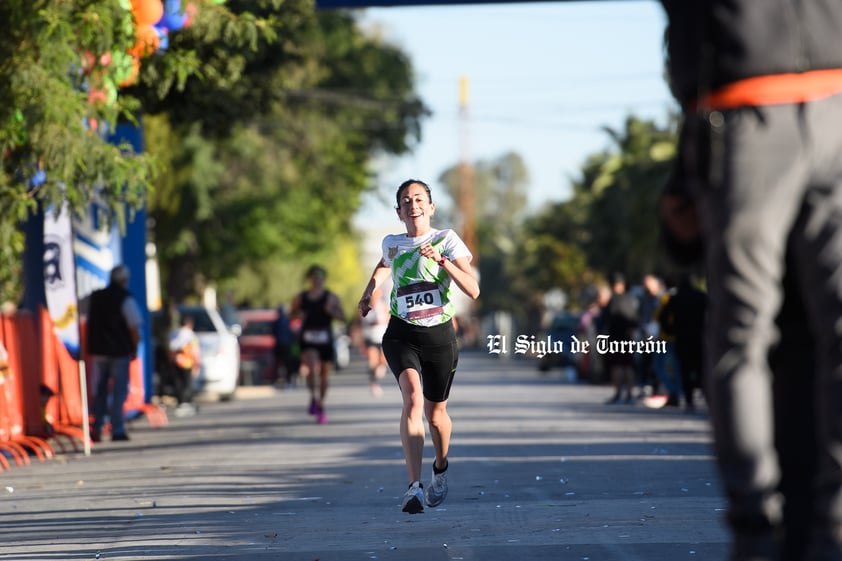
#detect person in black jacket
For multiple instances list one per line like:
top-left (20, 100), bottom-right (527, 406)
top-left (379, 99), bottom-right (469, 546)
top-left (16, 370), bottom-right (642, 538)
top-left (86, 265), bottom-right (142, 442)
top-left (660, 2), bottom-right (842, 560)
top-left (659, 274), bottom-right (706, 411)
top-left (603, 273), bottom-right (640, 404)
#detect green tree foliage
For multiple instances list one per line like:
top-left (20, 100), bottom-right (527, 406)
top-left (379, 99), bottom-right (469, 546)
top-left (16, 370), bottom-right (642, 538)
top-left (143, 3), bottom-right (426, 307)
top-left (438, 152), bottom-right (529, 314)
top-left (425, 116), bottom-right (678, 331)
top-left (0, 1), bottom-right (424, 311)
top-left (439, 152), bottom-right (529, 228)
top-left (578, 117), bottom-right (677, 279)
top-left (517, 115), bottom-right (679, 312)
top-left (0, 223), bottom-right (24, 306)
top-left (0, 0), bottom-right (275, 222)
top-left (0, 0), bottom-right (278, 305)
top-left (1, 0), bottom-right (151, 227)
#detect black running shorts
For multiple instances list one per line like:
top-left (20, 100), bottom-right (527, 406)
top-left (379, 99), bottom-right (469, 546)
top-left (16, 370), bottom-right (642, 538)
top-left (381, 315), bottom-right (458, 403)
top-left (300, 342), bottom-right (335, 364)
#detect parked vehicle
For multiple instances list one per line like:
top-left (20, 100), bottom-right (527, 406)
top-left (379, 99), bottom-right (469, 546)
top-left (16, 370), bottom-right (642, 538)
top-left (179, 305), bottom-right (240, 400)
top-left (237, 306), bottom-right (351, 384)
top-left (537, 311), bottom-right (582, 379)
top-left (237, 308), bottom-right (281, 385)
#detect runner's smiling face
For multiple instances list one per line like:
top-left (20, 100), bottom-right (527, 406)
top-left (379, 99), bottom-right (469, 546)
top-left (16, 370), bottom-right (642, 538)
top-left (396, 183), bottom-right (435, 235)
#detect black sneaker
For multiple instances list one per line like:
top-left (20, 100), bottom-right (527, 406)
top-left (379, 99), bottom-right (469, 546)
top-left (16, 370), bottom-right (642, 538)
top-left (111, 433), bottom-right (130, 442)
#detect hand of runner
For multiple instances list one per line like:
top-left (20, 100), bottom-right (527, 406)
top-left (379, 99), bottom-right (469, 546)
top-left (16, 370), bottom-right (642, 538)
top-left (419, 243), bottom-right (442, 263)
top-left (358, 294), bottom-right (372, 317)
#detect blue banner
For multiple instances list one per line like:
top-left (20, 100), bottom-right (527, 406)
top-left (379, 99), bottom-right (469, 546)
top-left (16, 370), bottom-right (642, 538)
top-left (107, 121), bottom-right (152, 403)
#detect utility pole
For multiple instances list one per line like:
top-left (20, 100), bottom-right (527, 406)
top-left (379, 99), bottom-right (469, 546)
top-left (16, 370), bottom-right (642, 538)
top-left (458, 75), bottom-right (478, 266)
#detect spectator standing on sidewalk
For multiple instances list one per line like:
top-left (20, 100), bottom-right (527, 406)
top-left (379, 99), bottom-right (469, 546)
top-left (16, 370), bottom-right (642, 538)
top-left (580, 282), bottom-right (612, 384)
top-left (660, 1), bottom-right (842, 559)
top-left (272, 304), bottom-right (296, 387)
top-left (604, 273), bottom-right (640, 404)
top-left (637, 273), bottom-right (664, 397)
top-left (650, 280), bottom-right (683, 408)
top-left (667, 274), bottom-right (706, 411)
top-left (86, 264), bottom-right (142, 442)
top-left (358, 179), bottom-right (480, 514)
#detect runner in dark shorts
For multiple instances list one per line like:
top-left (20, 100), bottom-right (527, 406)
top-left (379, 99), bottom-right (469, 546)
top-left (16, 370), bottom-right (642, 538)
top-left (291, 265), bottom-right (345, 425)
top-left (357, 179), bottom-right (480, 515)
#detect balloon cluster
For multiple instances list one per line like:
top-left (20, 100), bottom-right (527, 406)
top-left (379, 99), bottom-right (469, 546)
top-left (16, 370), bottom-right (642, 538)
top-left (123, 0), bottom-right (192, 86)
top-left (82, 0), bottom-right (197, 108)
top-left (81, 0), bottom-right (203, 131)
top-left (25, 1), bottom-right (225, 187)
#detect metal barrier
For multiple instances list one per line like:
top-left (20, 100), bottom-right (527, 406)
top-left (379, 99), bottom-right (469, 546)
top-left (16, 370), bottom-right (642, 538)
top-left (0, 307), bottom-right (170, 472)
top-left (0, 310), bottom-right (54, 470)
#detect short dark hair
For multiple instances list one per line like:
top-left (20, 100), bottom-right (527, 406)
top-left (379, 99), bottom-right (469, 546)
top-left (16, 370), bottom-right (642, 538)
top-left (110, 264), bottom-right (130, 286)
top-left (395, 179), bottom-right (432, 208)
top-left (305, 264), bottom-right (326, 279)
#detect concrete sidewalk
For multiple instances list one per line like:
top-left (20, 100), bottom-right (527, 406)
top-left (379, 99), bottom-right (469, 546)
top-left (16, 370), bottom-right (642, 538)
top-left (0, 351), bottom-right (728, 561)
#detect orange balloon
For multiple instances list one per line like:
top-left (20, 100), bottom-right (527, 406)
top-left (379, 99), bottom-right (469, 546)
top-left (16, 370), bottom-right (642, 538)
top-left (131, 0), bottom-right (164, 27)
top-left (128, 24), bottom-right (160, 58)
top-left (119, 56), bottom-right (141, 87)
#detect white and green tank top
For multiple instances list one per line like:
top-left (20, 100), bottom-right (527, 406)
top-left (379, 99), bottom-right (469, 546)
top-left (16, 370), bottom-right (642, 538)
top-left (381, 228), bottom-right (472, 327)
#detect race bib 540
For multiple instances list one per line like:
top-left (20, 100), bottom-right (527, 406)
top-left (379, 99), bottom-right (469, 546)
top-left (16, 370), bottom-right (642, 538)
top-left (397, 281), bottom-right (443, 320)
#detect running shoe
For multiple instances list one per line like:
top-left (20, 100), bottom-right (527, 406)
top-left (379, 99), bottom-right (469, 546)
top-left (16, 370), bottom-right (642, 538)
top-left (308, 398), bottom-right (319, 415)
top-left (175, 402), bottom-right (197, 417)
top-left (425, 464), bottom-right (448, 507)
top-left (401, 482), bottom-right (425, 514)
top-left (316, 408), bottom-right (328, 424)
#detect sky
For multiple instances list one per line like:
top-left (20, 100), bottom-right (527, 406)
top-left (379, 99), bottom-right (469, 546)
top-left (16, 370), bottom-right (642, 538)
top-left (352, 0), bottom-right (676, 229)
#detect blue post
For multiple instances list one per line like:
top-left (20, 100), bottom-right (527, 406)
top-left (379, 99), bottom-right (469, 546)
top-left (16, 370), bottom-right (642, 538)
top-left (108, 120), bottom-right (153, 404)
top-left (20, 204), bottom-right (46, 314)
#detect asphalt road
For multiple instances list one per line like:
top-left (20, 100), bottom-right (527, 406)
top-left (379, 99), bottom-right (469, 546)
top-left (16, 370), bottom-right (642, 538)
top-left (0, 350), bottom-right (728, 561)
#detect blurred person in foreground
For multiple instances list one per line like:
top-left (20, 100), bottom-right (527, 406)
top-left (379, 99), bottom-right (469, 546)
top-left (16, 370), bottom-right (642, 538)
top-left (290, 265), bottom-right (346, 425)
top-left (660, 1), bottom-right (842, 559)
top-left (86, 264), bottom-right (142, 442)
top-left (358, 179), bottom-right (479, 514)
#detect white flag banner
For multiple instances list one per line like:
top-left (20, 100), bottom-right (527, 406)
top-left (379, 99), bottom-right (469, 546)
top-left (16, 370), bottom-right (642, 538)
top-left (44, 203), bottom-right (80, 357)
top-left (73, 201), bottom-right (120, 303)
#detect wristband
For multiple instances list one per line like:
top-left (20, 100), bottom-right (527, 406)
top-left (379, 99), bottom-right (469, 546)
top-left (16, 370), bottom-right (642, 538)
top-left (437, 255), bottom-right (447, 266)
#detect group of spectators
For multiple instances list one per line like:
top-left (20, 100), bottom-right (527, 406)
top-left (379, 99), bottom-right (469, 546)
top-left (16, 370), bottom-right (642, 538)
top-left (578, 271), bottom-right (707, 411)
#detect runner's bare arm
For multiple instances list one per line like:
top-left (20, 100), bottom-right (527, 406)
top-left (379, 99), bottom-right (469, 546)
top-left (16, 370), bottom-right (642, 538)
top-left (358, 259), bottom-right (391, 317)
top-left (418, 243), bottom-right (480, 300)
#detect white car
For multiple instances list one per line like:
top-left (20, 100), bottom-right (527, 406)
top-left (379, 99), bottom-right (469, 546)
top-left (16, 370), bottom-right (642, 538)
top-left (179, 305), bottom-right (240, 400)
